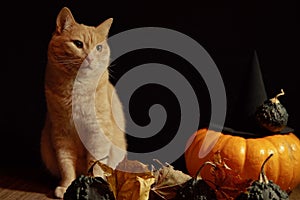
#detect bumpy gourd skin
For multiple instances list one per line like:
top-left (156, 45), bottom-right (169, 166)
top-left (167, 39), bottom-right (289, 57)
top-left (63, 175), bottom-right (115, 200)
top-left (255, 99), bottom-right (288, 132)
top-left (235, 180), bottom-right (289, 200)
top-left (174, 178), bottom-right (217, 200)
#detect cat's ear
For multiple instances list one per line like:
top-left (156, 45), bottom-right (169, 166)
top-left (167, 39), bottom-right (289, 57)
top-left (56, 7), bottom-right (76, 34)
top-left (96, 18), bottom-right (113, 37)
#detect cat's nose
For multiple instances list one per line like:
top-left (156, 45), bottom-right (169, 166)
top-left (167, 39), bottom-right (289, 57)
top-left (85, 55), bottom-right (94, 63)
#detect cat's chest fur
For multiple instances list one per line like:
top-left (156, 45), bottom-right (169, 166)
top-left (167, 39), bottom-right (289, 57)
top-left (45, 70), bottom-right (110, 132)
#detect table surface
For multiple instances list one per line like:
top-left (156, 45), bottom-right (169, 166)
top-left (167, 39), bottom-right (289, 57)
top-left (0, 167), bottom-right (299, 199)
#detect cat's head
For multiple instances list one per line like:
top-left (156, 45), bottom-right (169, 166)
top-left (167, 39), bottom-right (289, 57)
top-left (47, 7), bottom-right (113, 76)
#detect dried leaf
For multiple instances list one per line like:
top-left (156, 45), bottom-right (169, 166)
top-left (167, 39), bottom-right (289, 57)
top-left (117, 175), bottom-right (155, 200)
top-left (95, 161), bottom-right (118, 197)
top-left (149, 159), bottom-right (192, 199)
top-left (209, 151), bottom-right (252, 200)
top-left (97, 158), bottom-right (155, 200)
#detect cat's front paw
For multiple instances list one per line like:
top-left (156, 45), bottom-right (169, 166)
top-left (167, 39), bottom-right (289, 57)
top-left (54, 186), bottom-right (67, 199)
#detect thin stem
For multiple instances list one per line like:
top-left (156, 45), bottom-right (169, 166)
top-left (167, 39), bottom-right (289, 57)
top-left (195, 161), bottom-right (216, 180)
top-left (259, 153), bottom-right (273, 184)
top-left (87, 156), bottom-right (109, 176)
top-left (271, 89), bottom-right (285, 104)
top-left (275, 89), bottom-right (285, 99)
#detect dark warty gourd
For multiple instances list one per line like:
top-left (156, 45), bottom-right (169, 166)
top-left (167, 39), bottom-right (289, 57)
top-left (255, 89), bottom-right (288, 133)
top-left (235, 154), bottom-right (289, 200)
top-left (174, 161), bottom-right (217, 200)
top-left (63, 161), bottom-right (115, 200)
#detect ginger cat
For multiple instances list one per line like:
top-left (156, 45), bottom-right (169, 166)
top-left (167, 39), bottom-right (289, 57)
top-left (40, 7), bottom-right (127, 198)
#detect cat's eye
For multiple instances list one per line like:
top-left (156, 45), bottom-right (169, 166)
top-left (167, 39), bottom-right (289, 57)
top-left (73, 40), bottom-right (83, 48)
top-left (96, 44), bottom-right (102, 52)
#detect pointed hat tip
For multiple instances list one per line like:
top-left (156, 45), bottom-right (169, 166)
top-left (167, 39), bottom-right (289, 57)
top-left (221, 50), bottom-right (294, 135)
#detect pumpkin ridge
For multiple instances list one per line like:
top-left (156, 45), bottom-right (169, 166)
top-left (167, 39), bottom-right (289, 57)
top-left (237, 136), bottom-right (247, 176)
top-left (285, 136), bottom-right (296, 190)
top-left (244, 138), bottom-right (257, 179)
top-left (184, 132), bottom-right (197, 175)
top-left (188, 131), bottom-right (205, 171)
top-left (223, 135), bottom-right (246, 174)
top-left (263, 137), bottom-right (280, 184)
top-left (266, 134), bottom-right (300, 190)
top-left (185, 129), bottom-right (208, 175)
top-left (185, 132), bottom-right (199, 160)
top-left (287, 133), bottom-right (300, 189)
top-left (287, 133), bottom-right (300, 160)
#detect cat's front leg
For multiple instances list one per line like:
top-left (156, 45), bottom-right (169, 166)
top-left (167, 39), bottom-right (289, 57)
top-left (53, 141), bottom-right (77, 198)
top-left (54, 155), bottom-right (77, 198)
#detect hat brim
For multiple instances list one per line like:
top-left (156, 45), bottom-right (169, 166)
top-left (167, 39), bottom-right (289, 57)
top-left (220, 126), bottom-right (295, 138)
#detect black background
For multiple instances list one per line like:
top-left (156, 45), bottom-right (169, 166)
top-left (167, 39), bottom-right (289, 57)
top-left (1, 0), bottom-right (299, 172)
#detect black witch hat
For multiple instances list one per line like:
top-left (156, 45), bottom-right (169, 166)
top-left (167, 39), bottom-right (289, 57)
top-left (213, 51), bottom-right (293, 137)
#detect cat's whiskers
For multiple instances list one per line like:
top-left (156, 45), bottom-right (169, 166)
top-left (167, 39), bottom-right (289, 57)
top-left (108, 68), bottom-right (116, 80)
top-left (107, 63), bottom-right (119, 80)
top-left (57, 59), bottom-right (83, 67)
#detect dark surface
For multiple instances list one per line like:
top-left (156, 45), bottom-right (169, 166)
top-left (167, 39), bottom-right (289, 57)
top-left (0, 167), bottom-right (299, 200)
top-left (1, 0), bottom-right (299, 173)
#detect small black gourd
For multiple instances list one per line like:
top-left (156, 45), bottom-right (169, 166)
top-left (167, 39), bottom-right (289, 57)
top-left (235, 154), bottom-right (289, 200)
top-left (255, 89), bottom-right (288, 132)
top-left (174, 162), bottom-right (217, 200)
top-left (63, 161), bottom-right (115, 200)
top-left (63, 175), bottom-right (115, 200)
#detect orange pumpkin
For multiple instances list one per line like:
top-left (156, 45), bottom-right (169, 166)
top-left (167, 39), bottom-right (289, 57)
top-left (184, 128), bottom-right (300, 191)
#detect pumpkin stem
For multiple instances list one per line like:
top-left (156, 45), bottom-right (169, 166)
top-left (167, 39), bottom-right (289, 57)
top-left (259, 153), bottom-right (273, 184)
top-left (271, 89), bottom-right (285, 104)
top-left (195, 161), bottom-right (216, 180)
